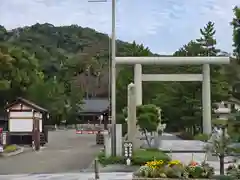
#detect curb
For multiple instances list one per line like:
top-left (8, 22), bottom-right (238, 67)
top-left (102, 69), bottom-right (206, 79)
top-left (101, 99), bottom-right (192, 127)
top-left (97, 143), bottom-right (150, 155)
top-left (85, 152), bottom-right (105, 171)
top-left (87, 159), bottom-right (95, 169)
top-left (1, 146), bottom-right (24, 157)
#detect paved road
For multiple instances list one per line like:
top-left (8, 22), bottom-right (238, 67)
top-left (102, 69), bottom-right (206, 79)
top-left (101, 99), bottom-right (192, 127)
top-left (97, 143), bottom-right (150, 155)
top-left (0, 130), bottom-right (102, 174)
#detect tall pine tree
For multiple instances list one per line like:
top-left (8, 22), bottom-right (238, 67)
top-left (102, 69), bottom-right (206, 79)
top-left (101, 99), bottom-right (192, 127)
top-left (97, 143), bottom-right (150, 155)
top-left (196, 21), bottom-right (220, 56)
top-left (197, 21), bottom-right (229, 103)
top-left (231, 6), bottom-right (240, 59)
top-left (230, 6), bottom-right (240, 96)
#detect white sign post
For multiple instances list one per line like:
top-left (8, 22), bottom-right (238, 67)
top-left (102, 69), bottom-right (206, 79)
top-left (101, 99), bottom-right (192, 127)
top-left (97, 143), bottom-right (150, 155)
top-left (2, 132), bottom-right (6, 145)
top-left (124, 141), bottom-right (133, 166)
top-left (0, 145), bottom-right (3, 153)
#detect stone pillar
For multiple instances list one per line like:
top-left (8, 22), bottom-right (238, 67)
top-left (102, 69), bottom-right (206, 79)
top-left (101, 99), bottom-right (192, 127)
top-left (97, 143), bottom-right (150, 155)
top-left (202, 64), bottom-right (212, 134)
top-left (127, 83), bottom-right (137, 150)
top-left (134, 64), bottom-right (142, 106)
top-left (103, 130), bottom-right (111, 157)
top-left (115, 124), bottom-right (122, 156)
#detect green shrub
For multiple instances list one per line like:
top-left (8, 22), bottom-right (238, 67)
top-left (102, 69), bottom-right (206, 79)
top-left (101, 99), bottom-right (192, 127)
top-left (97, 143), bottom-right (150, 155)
top-left (97, 151), bottom-right (124, 165)
top-left (226, 164), bottom-right (240, 179)
top-left (132, 149), bottom-right (170, 166)
top-left (4, 145), bottom-right (17, 153)
top-left (194, 133), bottom-right (210, 142)
top-left (229, 147), bottom-right (240, 153)
top-left (213, 175), bottom-right (235, 180)
top-left (145, 148), bottom-right (160, 152)
top-left (229, 132), bottom-right (240, 142)
top-left (177, 132), bottom-right (194, 140)
top-left (97, 149), bottom-right (170, 166)
top-left (234, 147), bottom-right (240, 153)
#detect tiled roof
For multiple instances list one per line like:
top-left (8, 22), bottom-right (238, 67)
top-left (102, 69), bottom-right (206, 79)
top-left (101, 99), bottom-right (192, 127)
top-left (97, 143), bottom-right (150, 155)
top-left (5, 97), bottom-right (48, 112)
top-left (80, 98), bottom-right (109, 113)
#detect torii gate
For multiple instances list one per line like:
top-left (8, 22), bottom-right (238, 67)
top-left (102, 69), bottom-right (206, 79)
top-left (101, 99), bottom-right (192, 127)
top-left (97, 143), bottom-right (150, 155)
top-left (115, 56), bottom-right (230, 134)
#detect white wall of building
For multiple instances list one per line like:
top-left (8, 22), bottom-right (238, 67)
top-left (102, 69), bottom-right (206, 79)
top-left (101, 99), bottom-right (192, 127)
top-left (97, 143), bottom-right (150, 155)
top-left (9, 111), bottom-right (33, 118)
top-left (9, 119), bottom-right (33, 132)
top-left (9, 111), bottom-right (43, 132)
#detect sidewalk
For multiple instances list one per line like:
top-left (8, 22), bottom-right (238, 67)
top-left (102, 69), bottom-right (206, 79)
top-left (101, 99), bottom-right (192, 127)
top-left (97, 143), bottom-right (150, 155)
top-left (0, 172), bottom-right (133, 180)
top-left (159, 133), bottom-right (233, 174)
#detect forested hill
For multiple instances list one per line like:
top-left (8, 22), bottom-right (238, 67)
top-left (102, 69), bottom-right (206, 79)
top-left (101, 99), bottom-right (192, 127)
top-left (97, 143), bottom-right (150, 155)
top-left (0, 23), bottom-right (137, 98)
top-left (0, 23), bottom-right (157, 124)
top-left (0, 20), bottom-right (239, 126)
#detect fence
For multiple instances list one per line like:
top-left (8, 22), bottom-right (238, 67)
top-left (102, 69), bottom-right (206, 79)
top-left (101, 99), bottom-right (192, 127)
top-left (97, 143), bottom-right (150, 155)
top-left (46, 124), bottom-right (109, 131)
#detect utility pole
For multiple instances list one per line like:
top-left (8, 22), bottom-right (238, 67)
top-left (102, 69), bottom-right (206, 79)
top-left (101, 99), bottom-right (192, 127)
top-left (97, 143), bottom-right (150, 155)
top-left (87, 0), bottom-right (116, 156)
top-left (110, 0), bottom-right (117, 156)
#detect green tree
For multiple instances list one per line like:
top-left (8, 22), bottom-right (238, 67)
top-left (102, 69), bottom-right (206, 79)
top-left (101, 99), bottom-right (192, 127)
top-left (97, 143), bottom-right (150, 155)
top-left (196, 21), bottom-right (229, 103)
top-left (26, 76), bottom-right (66, 125)
top-left (231, 6), bottom-right (240, 59)
top-left (116, 41), bottom-right (151, 113)
top-left (204, 128), bottom-right (232, 175)
top-left (154, 22), bottom-right (230, 133)
top-left (136, 104), bottom-right (160, 147)
top-left (230, 7), bottom-right (240, 98)
top-left (0, 44), bottom-right (41, 107)
top-left (64, 82), bottom-right (83, 125)
top-left (196, 21), bottom-right (220, 56)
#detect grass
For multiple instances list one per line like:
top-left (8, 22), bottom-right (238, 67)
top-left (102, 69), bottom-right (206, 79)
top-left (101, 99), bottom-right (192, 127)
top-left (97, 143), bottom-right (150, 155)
top-left (194, 133), bottom-right (210, 142)
top-left (98, 148), bottom-right (170, 166)
top-left (231, 147), bottom-right (240, 153)
top-left (4, 145), bottom-right (18, 153)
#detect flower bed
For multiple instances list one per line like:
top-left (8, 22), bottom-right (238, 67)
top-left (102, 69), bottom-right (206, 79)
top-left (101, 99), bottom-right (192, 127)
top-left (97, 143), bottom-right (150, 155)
top-left (132, 178), bottom-right (215, 180)
top-left (4, 145), bottom-right (18, 153)
top-left (133, 159), bottom-right (215, 179)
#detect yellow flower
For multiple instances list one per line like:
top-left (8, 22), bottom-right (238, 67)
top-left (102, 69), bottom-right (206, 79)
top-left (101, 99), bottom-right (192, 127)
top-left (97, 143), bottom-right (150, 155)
top-left (158, 160), bottom-right (164, 164)
top-left (145, 160), bottom-right (165, 169)
top-left (168, 160), bottom-right (182, 167)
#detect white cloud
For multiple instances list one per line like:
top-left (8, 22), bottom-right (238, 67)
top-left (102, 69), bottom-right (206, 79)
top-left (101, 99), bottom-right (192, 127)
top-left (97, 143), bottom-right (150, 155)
top-left (0, 0), bottom-right (239, 53)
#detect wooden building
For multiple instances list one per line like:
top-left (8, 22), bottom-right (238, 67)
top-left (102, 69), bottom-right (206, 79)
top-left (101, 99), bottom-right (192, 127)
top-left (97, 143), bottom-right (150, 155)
top-left (0, 112), bottom-right (8, 131)
top-left (78, 99), bottom-right (110, 126)
top-left (5, 97), bottom-right (49, 145)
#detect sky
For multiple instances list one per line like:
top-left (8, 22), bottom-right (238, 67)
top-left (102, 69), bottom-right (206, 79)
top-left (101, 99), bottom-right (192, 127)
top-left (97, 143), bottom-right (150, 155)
top-left (0, 0), bottom-right (239, 54)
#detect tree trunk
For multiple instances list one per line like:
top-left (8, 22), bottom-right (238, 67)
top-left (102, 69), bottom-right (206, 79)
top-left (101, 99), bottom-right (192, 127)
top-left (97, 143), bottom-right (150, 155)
top-left (153, 134), bottom-right (159, 149)
top-left (219, 154), bottom-right (225, 175)
top-left (144, 130), bottom-right (151, 148)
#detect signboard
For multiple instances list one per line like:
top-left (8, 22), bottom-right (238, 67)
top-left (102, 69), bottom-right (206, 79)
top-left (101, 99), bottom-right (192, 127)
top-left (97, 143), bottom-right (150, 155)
top-left (124, 141), bottom-right (133, 157)
top-left (2, 132), bottom-right (6, 145)
top-left (124, 141), bottom-right (133, 166)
